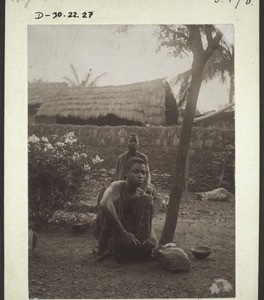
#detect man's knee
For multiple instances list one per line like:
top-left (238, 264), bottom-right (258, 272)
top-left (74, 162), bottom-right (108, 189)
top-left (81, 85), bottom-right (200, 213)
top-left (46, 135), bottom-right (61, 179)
top-left (97, 188), bottom-right (107, 206)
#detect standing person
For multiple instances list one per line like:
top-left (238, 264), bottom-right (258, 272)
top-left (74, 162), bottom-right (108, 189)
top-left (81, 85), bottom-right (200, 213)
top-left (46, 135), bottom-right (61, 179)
top-left (116, 133), bottom-right (151, 191)
top-left (94, 157), bottom-right (158, 266)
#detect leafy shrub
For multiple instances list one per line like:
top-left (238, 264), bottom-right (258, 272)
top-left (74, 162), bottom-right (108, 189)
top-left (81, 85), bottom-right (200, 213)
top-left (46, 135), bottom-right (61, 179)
top-left (28, 132), bottom-right (96, 224)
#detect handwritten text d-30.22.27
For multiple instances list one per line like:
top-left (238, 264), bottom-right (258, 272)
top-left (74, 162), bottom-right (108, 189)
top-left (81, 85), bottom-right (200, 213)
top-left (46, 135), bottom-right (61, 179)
top-left (34, 11), bottom-right (94, 20)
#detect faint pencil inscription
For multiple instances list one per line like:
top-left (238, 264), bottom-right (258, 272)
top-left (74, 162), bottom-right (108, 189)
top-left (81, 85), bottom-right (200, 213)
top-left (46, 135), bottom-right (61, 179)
top-left (12, 0), bottom-right (53, 8)
top-left (12, 0), bottom-right (32, 8)
top-left (214, 0), bottom-right (253, 9)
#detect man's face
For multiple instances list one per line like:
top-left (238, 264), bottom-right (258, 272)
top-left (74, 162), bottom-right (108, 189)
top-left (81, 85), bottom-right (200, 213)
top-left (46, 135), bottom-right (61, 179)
top-left (127, 136), bottom-right (139, 151)
top-left (126, 163), bottom-right (146, 187)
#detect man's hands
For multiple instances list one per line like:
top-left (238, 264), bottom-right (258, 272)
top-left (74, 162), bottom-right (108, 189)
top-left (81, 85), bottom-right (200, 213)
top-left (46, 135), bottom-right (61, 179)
top-left (120, 231), bottom-right (141, 247)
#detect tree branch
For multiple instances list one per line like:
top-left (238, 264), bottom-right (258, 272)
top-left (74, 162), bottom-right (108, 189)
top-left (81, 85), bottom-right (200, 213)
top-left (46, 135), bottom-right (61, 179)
top-left (204, 29), bottom-right (223, 57)
top-left (204, 25), bottom-right (214, 45)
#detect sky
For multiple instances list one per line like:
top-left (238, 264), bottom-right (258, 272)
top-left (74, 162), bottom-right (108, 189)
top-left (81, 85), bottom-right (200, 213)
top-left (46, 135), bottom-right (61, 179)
top-left (28, 25), bottom-right (234, 113)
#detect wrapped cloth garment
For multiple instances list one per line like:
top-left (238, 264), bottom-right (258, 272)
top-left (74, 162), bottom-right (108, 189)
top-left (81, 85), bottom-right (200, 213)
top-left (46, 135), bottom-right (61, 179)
top-left (95, 182), bottom-right (158, 259)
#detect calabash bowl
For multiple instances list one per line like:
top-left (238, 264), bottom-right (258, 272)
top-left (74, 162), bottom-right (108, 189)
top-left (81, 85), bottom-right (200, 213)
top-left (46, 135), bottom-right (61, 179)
top-left (191, 246), bottom-right (211, 259)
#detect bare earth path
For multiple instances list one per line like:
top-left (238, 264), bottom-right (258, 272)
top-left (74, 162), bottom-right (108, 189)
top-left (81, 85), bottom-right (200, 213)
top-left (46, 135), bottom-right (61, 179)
top-left (29, 193), bottom-right (235, 299)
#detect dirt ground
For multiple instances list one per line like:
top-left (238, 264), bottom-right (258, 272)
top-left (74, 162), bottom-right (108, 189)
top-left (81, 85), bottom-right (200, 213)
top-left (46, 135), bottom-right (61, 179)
top-left (29, 181), bottom-right (235, 299)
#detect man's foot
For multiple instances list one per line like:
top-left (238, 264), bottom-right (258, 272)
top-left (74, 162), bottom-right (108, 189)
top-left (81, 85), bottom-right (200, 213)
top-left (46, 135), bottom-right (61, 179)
top-left (101, 254), bottom-right (121, 268)
top-left (89, 249), bottom-right (121, 268)
top-left (87, 253), bottom-right (100, 265)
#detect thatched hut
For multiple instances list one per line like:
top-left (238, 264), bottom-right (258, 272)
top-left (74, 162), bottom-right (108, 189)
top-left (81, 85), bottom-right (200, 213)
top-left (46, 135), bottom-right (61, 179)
top-left (35, 79), bottom-right (178, 126)
top-left (28, 82), bottom-right (68, 124)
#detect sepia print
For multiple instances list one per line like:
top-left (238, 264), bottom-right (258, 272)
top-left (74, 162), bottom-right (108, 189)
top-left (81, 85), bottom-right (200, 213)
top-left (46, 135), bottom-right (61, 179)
top-left (4, 1), bottom-right (259, 299)
top-left (27, 24), bottom-right (236, 298)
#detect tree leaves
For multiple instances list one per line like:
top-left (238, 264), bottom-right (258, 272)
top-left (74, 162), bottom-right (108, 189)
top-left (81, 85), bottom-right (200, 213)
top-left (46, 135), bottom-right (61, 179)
top-left (169, 42), bottom-right (234, 108)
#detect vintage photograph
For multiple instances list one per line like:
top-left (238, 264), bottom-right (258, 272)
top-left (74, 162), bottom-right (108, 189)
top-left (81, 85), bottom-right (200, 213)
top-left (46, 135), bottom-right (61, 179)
top-left (27, 25), bottom-right (235, 298)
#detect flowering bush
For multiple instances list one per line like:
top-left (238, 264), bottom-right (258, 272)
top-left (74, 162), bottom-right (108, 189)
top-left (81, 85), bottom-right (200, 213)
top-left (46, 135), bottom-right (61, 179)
top-left (28, 132), bottom-right (100, 224)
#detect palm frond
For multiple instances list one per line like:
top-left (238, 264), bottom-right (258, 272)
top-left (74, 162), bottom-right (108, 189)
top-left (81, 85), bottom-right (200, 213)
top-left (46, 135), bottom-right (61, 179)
top-left (169, 70), bottom-right (192, 108)
top-left (178, 81), bottom-right (190, 108)
top-left (170, 41), bottom-right (234, 108)
top-left (202, 43), bottom-right (234, 83)
top-left (170, 69), bottom-right (192, 87)
top-left (87, 72), bottom-right (107, 86)
top-left (70, 63), bottom-right (80, 86)
top-left (202, 50), bottom-right (227, 83)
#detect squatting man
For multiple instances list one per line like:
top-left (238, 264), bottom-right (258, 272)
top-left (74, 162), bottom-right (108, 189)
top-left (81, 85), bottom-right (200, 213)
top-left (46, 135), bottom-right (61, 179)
top-left (93, 157), bottom-right (158, 266)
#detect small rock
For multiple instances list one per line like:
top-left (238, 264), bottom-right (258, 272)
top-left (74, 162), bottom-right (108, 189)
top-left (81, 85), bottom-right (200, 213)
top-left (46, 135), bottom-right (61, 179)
top-left (196, 188), bottom-right (234, 202)
top-left (181, 211), bottom-right (188, 215)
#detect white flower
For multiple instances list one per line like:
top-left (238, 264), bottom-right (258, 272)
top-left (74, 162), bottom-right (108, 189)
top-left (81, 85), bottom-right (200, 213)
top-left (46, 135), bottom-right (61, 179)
top-left (92, 155), bottom-right (104, 164)
top-left (44, 143), bottom-right (54, 152)
top-left (64, 132), bottom-right (77, 144)
top-left (45, 143), bottom-right (53, 149)
top-left (55, 142), bottom-right (65, 147)
top-left (28, 135), bottom-right (40, 143)
top-left (64, 137), bottom-right (77, 144)
top-left (72, 152), bottom-right (80, 161)
top-left (67, 132), bottom-right (75, 137)
top-left (210, 279), bottom-right (233, 295)
top-left (84, 164), bottom-right (91, 171)
top-left (65, 132), bottom-right (75, 139)
top-left (41, 137), bottom-right (49, 142)
top-left (80, 153), bottom-right (87, 159)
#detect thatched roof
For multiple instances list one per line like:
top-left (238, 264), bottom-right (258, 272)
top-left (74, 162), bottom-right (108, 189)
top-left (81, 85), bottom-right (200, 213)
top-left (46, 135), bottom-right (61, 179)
top-left (195, 108), bottom-right (234, 122)
top-left (194, 108), bottom-right (234, 129)
top-left (35, 79), bottom-right (178, 126)
top-left (28, 82), bottom-right (68, 106)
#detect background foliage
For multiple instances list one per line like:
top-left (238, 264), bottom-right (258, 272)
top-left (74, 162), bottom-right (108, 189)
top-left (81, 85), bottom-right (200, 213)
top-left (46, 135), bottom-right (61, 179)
top-left (28, 132), bottom-right (93, 224)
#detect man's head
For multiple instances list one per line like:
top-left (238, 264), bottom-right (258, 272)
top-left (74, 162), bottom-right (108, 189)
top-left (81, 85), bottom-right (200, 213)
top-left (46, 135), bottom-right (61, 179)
top-left (125, 157), bottom-right (146, 187)
top-left (127, 133), bottom-right (139, 152)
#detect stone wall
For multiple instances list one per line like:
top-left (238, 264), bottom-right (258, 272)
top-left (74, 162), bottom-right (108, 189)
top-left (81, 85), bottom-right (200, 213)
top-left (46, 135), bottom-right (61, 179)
top-left (28, 124), bottom-right (235, 192)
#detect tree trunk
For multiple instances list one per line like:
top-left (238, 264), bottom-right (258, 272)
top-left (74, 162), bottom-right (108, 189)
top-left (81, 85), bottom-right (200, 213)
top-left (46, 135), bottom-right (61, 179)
top-left (159, 25), bottom-right (223, 245)
top-left (229, 75), bottom-right (234, 104)
top-left (218, 152), bottom-right (229, 188)
top-left (159, 59), bottom-right (205, 245)
top-left (184, 150), bottom-right (189, 192)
